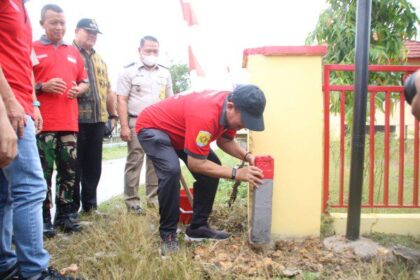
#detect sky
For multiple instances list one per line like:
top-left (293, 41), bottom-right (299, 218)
top-left (25, 0), bottom-right (420, 90)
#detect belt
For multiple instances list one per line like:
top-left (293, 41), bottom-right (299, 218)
top-left (129, 114), bottom-right (138, 118)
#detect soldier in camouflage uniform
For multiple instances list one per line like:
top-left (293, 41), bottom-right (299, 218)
top-left (33, 4), bottom-right (89, 236)
top-left (37, 133), bottom-right (78, 212)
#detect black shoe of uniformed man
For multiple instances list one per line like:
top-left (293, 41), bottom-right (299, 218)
top-left (54, 205), bottom-right (82, 233)
top-left (128, 205), bottom-right (145, 215)
top-left (185, 224), bottom-right (230, 242)
top-left (0, 262), bottom-right (19, 280)
top-left (43, 209), bottom-right (56, 238)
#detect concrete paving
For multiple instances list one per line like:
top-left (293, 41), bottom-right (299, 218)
top-left (97, 158), bottom-right (129, 203)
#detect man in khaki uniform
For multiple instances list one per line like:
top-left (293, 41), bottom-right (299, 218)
top-left (117, 35), bottom-right (173, 214)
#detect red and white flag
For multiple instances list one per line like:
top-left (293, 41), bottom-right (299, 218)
top-left (179, 0), bottom-right (205, 77)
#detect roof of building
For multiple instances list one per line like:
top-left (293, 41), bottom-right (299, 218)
top-left (405, 40), bottom-right (420, 59)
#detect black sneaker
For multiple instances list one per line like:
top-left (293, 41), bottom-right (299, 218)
top-left (19, 267), bottom-right (81, 279)
top-left (43, 220), bottom-right (56, 238)
top-left (159, 234), bottom-right (179, 258)
top-left (0, 262), bottom-right (19, 280)
top-left (185, 224), bottom-right (230, 241)
top-left (128, 205), bottom-right (145, 215)
top-left (54, 215), bottom-right (82, 233)
top-left (43, 209), bottom-right (56, 238)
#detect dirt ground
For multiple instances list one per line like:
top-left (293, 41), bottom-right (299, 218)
top-left (191, 207), bottom-right (415, 279)
top-left (191, 235), bottom-right (376, 279)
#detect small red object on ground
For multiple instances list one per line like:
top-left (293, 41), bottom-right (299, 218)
top-left (179, 188), bottom-right (194, 224)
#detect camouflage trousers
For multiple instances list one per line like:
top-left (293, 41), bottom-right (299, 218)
top-left (37, 132), bottom-right (77, 209)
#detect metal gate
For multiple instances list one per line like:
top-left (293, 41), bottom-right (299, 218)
top-left (323, 64), bottom-right (420, 212)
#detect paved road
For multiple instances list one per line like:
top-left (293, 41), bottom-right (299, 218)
top-left (51, 157), bottom-right (145, 213)
top-left (97, 157), bottom-right (138, 203)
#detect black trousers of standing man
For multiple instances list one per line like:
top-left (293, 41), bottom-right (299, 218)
top-left (138, 128), bottom-right (220, 239)
top-left (73, 122), bottom-right (105, 212)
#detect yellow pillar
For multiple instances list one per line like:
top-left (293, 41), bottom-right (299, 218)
top-left (244, 46), bottom-right (327, 238)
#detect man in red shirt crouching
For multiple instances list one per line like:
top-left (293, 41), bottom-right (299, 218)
top-left (136, 85), bottom-right (266, 256)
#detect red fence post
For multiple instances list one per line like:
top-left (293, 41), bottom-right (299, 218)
top-left (339, 91), bottom-right (346, 206)
top-left (369, 92), bottom-right (376, 206)
top-left (323, 65), bottom-right (331, 213)
top-left (398, 93), bottom-right (405, 206)
top-left (384, 91), bottom-right (391, 206)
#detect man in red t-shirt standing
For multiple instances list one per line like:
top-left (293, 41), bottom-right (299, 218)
top-left (136, 85), bottom-right (266, 256)
top-left (33, 4), bottom-right (88, 236)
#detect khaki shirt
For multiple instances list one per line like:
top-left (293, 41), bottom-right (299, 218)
top-left (116, 62), bottom-right (173, 116)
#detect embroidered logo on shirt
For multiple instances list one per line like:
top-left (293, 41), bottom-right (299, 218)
top-left (67, 56), bottom-right (77, 64)
top-left (196, 131), bottom-right (211, 147)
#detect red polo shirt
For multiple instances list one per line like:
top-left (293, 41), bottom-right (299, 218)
top-left (0, 0), bottom-right (34, 116)
top-left (33, 38), bottom-right (87, 132)
top-left (135, 90), bottom-right (236, 159)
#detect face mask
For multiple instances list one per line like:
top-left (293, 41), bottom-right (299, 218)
top-left (142, 54), bottom-right (158, 67)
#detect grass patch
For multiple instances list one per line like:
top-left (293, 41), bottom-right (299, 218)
top-left (47, 187), bottom-right (248, 279)
top-left (46, 199), bottom-right (206, 280)
top-left (102, 145), bottom-right (127, 161)
top-left (320, 214), bottom-right (336, 238)
top-left (365, 232), bottom-right (420, 249)
top-left (46, 149), bottom-right (251, 279)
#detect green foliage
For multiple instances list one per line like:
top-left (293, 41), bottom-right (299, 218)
top-left (169, 63), bottom-right (191, 94)
top-left (306, 0), bottom-right (418, 65)
top-left (306, 0), bottom-right (419, 120)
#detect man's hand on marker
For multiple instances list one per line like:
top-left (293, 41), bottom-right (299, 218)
top-left (235, 166), bottom-right (264, 188)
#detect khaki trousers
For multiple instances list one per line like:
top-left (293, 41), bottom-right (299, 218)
top-left (124, 117), bottom-right (158, 208)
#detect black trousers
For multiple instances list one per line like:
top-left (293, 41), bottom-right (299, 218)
top-left (73, 122), bottom-right (105, 212)
top-left (138, 128), bottom-right (220, 239)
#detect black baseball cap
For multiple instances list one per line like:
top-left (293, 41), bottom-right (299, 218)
top-left (76, 18), bottom-right (102, 34)
top-left (230, 84), bottom-right (266, 131)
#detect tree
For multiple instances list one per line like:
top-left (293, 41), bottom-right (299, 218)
top-left (306, 0), bottom-right (419, 117)
top-left (169, 63), bottom-right (191, 94)
top-left (307, 0), bottom-right (418, 64)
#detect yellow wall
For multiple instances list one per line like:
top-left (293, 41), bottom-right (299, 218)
top-left (332, 213), bottom-right (420, 236)
top-left (247, 55), bottom-right (324, 237)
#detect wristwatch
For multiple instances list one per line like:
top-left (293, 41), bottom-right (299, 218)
top-left (35, 83), bottom-right (42, 93)
top-left (33, 100), bottom-right (41, 107)
top-left (231, 167), bottom-right (238, 180)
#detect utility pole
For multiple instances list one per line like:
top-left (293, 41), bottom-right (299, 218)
top-left (346, 0), bottom-right (372, 240)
